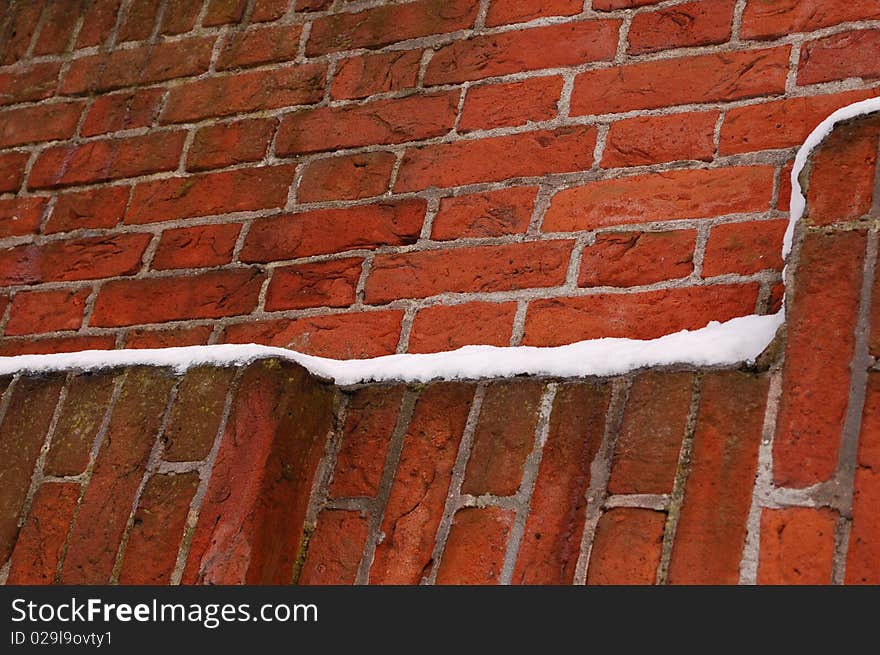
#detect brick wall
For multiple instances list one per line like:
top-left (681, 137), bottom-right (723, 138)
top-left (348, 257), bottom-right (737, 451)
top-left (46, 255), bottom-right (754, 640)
top-left (1, 0), bottom-right (878, 357)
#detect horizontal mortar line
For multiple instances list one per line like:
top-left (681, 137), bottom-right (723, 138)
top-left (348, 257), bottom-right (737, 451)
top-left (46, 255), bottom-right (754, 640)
top-left (603, 493), bottom-right (671, 511)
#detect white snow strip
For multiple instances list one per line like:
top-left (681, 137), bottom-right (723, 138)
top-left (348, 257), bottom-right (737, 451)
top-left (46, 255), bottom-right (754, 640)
top-left (1, 98), bottom-right (879, 383)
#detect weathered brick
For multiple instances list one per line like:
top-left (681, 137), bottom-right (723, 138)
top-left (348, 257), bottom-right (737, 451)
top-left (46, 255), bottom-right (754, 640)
top-left (701, 220), bottom-right (787, 276)
top-left (163, 367), bottom-right (236, 462)
top-left (578, 230), bottom-right (696, 287)
top-left (371, 383), bottom-right (475, 584)
top-left (61, 368), bottom-right (175, 583)
top-left (799, 30), bottom-right (880, 85)
top-left (602, 111), bottom-right (718, 168)
top-left (117, 472), bottom-right (199, 584)
top-left (76, 0), bottom-right (121, 47)
top-left (252, 0), bottom-right (290, 22)
top-left (188, 118), bottom-right (276, 172)
top-left (81, 88), bottom-right (165, 137)
top-left (459, 76), bottom-right (563, 133)
top-left (240, 200), bottom-right (425, 261)
top-left (627, 0), bottom-right (735, 55)
top-left (758, 508), bottom-right (837, 584)
top-left (160, 0), bottom-right (203, 34)
top-left (425, 20), bottom-right (619, 85)
top-left (743, 0), bottom-right (880, 40)
top-left (222, 311), bottom-right (403, 358)
top-left (365, 241), bottom-right (572, 303)
top-left (513, 382), bottom-right (611, 584)
top-left (299, 510), bottom-right (369, 584)
top-left (276, 92), bottom-right (458, 156)
top-left (45, 186), bottom-right (130, 234)
top-left (435, 507), bottom-right (515, 584)
top-left (331, 50), bottom-right (422, 100)
top-left (0, 198), bottom-right (48, 239)
top-left (432, 187), bottom-right (537, 240)
top-left (6, 288), bottom-right (91, 336)
top-left (203, 0), bottom-right (247, 26)
top-left (485, 0), bottom-right (581, 26)
top-left (462, 381), bottom-right (544, 496)
top-left (524, 284), bottom-right (760, 345)
top-left (667, 372), bottom-right (768, 584)
top-left (0, 1), bottom-right (43, 64)
top-left (126, 165), bottom-right (296, 224)
top-left (774, 231), bottom-right (866, 487)
top-left (34, 0), bottom-right (82, 55)
top-left (571, 47), bottom-right (789, 115)
top-left (124, 326), bottom-right (213, 350)
top-left (298, 152), bottom-right (396, 203)
top-left (266, 258), bottom-right (363, 311)
top-left (151, 224), bottom-right (242, 270)
top-left (408, 302), bottom-right (517, 353)
top-left (306, 0), bottom-right (480, 55)
top-left (91, 269), bottom-right (265, 327)
top-left (587, 508), bottom-right (666, 584)
top-left (117, 0), bottom-right (161, 42)
top-left (0, 101), bottom-right (84, 148)
top-left (0, 62), bottom-right (61, 106)
top-left (0, 335), bottom-right (116, 356)
top-left (543, 166), bottom-right (775, 232)
top-left (216, 25), bottom-right (302, 70)
top-left (0, 151), bottom-right (29, 193)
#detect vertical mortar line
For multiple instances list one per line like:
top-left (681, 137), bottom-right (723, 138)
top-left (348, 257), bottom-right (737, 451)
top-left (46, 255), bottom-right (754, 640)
top-left (354, 252), bottom-right (375, 304)
top-left (354, 387), bottom-right (419, 585)
top-left (655, 372), bottom-right (703, 585)
top-left (108, 0), bottom-right (135, 50)
top-left (712, 111), bottom-right (725, 160)
top-left (591, 123), bottom-right (610, 171)
top-left (150, 0), bottom-right (170, 43)
top-left (564, 234), bottom-right (590, 290)
top-left (386, 150), bottom-right (406, 195)
top-left (739, 368), bottom-right (783, 584)
top-left (509, 299), bottom-right (528, 346)
top-left (425, 382), bottom-right (487, 584)
top-left (526, 185), bottom-right (555, 236)
top-left (730, 0), bottom-right (747, 43)
top-left (557, 70), bottom-right (576, 119)
top-left (418, 195), bottom-right (440, 240)
top-left (450, 84), bottom-right (469, 134)
top-left (0, 297), bottom-right (14, 337)
top-left (295, 17), bottom-right (312, 62)
top-left (499, 382), bottom-right (558, 584)
top-left (770, 161), bottom-right (784, 212)
top-left (474, 0), bottom-right (490, 30)
top-left (169, 365), bottom-right (243, 585)
top-left (830, 227), bottom-right (878, 585)
top-left (416, 48), bottom-right (433, 87)
top-left (23, 1), bottom-right (48, 59)
top-left (691, 222), bottom-right (710, 279)
top-left (395, 303), bottom-right (418, 353)
top-left (572, 375), bottom-right (631, 585)
top-left (785, 38), bottom-right (802, 95)
top-left (613, 11), bottom-right (632, 63)
top-left (109, 374), bottom-right (182, 583)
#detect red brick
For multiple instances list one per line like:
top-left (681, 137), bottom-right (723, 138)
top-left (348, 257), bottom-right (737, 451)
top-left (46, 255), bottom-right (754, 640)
top-left (744, 0), bottom-right (880, 41)
top-left (425, 20), bottom-right (619, 85)
top-left (370, 383), bottom-right (475, 584)
top-left (543, 166), bottom-right (775, 232)
top-left (76, 0), bottom-right (121, 47)
top-left (486, 0), bottom-right (581, 26)
top-left (61, 368), bottom-right (176, 584)
top-left (0, 1), bottom-right (43, 64)
top-left (0, 376), bottom-right (65, 564)
top-left (161, 64), bottom-right (326, 123)
top-left (151, 223), bottom-right (242, 270)
top-left (117, 0), bottom-right (161, 42)
top-left (266, 258), bottom-right (362, 311)
top-left (0, 62), bottom-right (61, 106)
top-left (0, 233), bottom-right (150, 286)
top-left (758, 508), bottom-right (837, 584)
top-left (462, 381), bottom-right (543, 496)
top-left (769, 281), bottom-right (785, 313)
top-left (594, 0), bottom-right (665, 7)
top-left (241, 200), bottom-right (425, 261)
top-left (524, 284), bottom-right (759, 345)
top-left (124, 326), bottom-right (213, 349)
top-left (365, 241), bottom-right (572, 304)
top-left (252, 0), bottom-right (291, 22)
top-left (126, 165), bottom-right (296, 224)
top-left (45, 186), bottom-right (130, 234)
top-left (7, 483), bottom-right (80, 584)
top-left (217, 24), bottom-right (302, 70)
top-left (799, 30), bottom-right (880, 85)
top-left (330, 386), bottom-right (405, 499)
top-left (627, 0), bottom-right (734, 55)
top-left (6, 288), bottom-right (90, 336)
top-left (276, 93), bottom-right (458, 156)
top-left (298, 152), bottom-right (396, 203)
top-left (0, 101), bottom-right (84, 148)
top-left (295, 0), bottom-right (329, 10)
top-left (34, 1), bottom-right (82, 55)
top-left (0, 152), bottom-right (29, 193)
top-left (702, 220), bottom-right (787, 276)
top-left (28, 132), bottom-right (186, 189)
top-left (331, 50), bottom-right (422, 101)
top-left (778, 161), bottom-right (794, 212)
top-left (160, 0), bottom-right (203, 34)
top-left (61, 37), bottom-right (216, 94)
top-left (163, 367), bottom-right (236, 462)
top-left (0, 197), bottom-right (48, 239)
top-left (408, 302), bottom-right (517, 353)
top-left (222, 311), bottom-right (403, 358)
top-left (459, 76), bottom-right (562, 133)
top-left (587, 509), bottom-right (665, 584)
top-left (203, 0), bottom-right (247, 26)
top-left (432, 187), bottom-right (537, 240)
top-left (846, 372), bottom-right (880, 583)
top-left (183, 361), bottom-right (333, 584)
top-left (117, 472), bottom-right (199, 584)
top-left (774, 231), bottom-right (866, 487)
top-left (571, 47), bottom-right (789, 115)
top-left (603, 111), bottom-right (718, 168)
top-left (513, 382), bottom-right (611, 584)
top-left (579, 230), bottom-right (696, 287)
top-left (719, 89), bottom-right (879, 155)
top-left (91, 269), bottom-right (264, 327)
top-left (44, 373), bottom-right (117, 477)
top-left (436, 507), bottom-right (514, 584)
top-left (81, 88), bottom-right (165, 137)
top-left (395, 126), bottom-right (597, 192)
top-left (299, 510), bottom-right (369, 584)
top-left (0, 335), bottom-right (116, 356)
top-left (806, 118), bottom-right (880, 224)
top-left (667, 372), bottom-right (768, 584)
top-left (608, 372), bottom-right (692, 494)
top-left (306, 0), bottom-right (479, 55)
